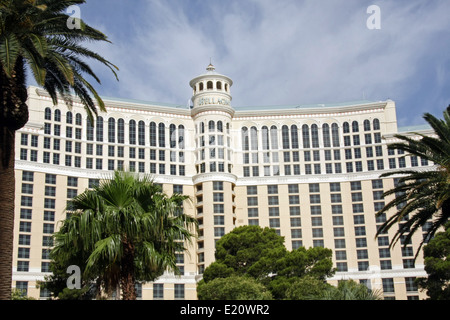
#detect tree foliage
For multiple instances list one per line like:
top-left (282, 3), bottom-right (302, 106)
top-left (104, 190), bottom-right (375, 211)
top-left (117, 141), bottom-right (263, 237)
top-left (197, 276), bottom-right (272, 300)
top-left (49, 171), bottom-right (197, 300)
top-left (285, 276), bottom-right (331, 300)
top-left (321, 280), bottom-right (383, 300)
top-left (417, 222), bottom-right (450, 300)
top-left (376, 106), bottom-right (450, 257)
top-left (198, 225), bottom-right (335, 300)
top-left (0, 0), bottom-right (118, 300)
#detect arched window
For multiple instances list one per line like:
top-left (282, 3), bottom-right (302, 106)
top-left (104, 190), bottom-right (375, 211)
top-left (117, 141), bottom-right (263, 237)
top-left (250, 126), bottom-right (258, 150)
top-left (209, 120), bottom-right (215, 132)
top-left (343, 122), bottom-right (350, 134)
top-left (332, 123), bottom-right (340, 147)
top-left (199, 82), bottom-right (204, 91)
top-left (282, 125), bottom-right (290, 149)
top-left (217, 121), bottom-right (223, 132)
top-left (373, 119), bottom-right (380, 130)
top-left (262, 126), bottom-right (269, 150)
top-left (129, 120), bottom-right (136, 145)
top-left (216, 81), bottom-right (222, 90)
top-left (96, 116), bottom-right (103, 142)
top-left (87, 118), bottom-right (94, 141)
top-left (108, 118), bottom-right (116, 143)
top-left (364, 120), bottom-right (371, 131)
top-left (207, 81), bottom-right (213, 89)
top-left (54, 109), bottom-right (61, 122)
top-left (270, 126), bottom-right (278, 149)
top-left (149, 122), bottom-right (156, 146)
top-left (66, 111), bottom-right (73, 124)
top-left (291, 125), bottom-right (299, 149)
top-left (138, 121), bottom-right (145, 146)
top-left (178, 125), bottom-right (185, 149)
top-left (118, 119), bottom-right (125, 144)
top-left (158, 123), bottom-right (165, 147)
top-left (45, 108), bottom-right (51, 120)
top-left (322, 124), bottom-right (331, 148)
top-left (200, 122), bottom-right (205, 134)
top-left (311, 124), bottom-right (319, 148)
top-left (242, 127), bottom-right (249, 151)
top-left (352, 121), bottom-right (359, 133)
top-left (76, 113), bottom-right (82, 126)
top-left (170, 124), bottom-right (176, 148)
top-left (302, 125), bottom-right (310, 148)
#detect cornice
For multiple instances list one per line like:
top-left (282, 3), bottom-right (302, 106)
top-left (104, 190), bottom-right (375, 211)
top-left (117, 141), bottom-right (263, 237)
top-left (233, 102), bottom-right (387, 120)
top-left (192, 172), bottom-right (238, 184)
top-left (33, 87), bottom-right (192, 118)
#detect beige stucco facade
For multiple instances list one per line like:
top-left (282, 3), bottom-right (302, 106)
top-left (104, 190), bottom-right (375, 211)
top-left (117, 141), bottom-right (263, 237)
top-left (12, 64), bottom-right (433, 300)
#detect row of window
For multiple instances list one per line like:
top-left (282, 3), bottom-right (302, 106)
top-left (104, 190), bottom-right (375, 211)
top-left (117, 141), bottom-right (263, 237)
top-left (18, 281), bottom-right (186, 300)
top-left (44, 108), bottom-right (187, 149)
top-left (242, 154), bottom-right (429, 177)
top-left (17, 173), bottom-right (79, 272)
top-left (193, 80), bottom-right (230, 93)
top-left (244, 180), bottom-right (423, 273)
top-left (241, 119), bottom-right (381, 151)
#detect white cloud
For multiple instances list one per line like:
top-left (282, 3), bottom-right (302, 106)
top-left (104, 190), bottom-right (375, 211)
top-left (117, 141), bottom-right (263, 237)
top-left (54, 0), bottom-right (450, 125)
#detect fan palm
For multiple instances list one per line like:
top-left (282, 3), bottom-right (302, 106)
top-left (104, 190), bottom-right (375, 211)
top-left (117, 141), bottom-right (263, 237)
top-left (375, 106), bottom-right (450, 258)
top-left (51, 171), bottom-right (197, 300)
top-left (321, 280), bottom-right (383, 300)
top-left (0, 0), bottom-right (118, 299)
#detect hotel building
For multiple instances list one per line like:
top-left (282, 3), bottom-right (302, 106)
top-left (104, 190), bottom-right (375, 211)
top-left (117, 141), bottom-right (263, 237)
top-left (13, 64), bottom-right (433, 300)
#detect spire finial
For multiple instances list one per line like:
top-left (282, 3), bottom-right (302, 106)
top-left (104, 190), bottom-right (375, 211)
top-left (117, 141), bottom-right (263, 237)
top-left (206, 59), bottom-right (215, 72)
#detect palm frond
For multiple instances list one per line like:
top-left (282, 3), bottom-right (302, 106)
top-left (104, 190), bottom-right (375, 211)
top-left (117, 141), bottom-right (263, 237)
top-left (375, 107), bottom-right (450, 258)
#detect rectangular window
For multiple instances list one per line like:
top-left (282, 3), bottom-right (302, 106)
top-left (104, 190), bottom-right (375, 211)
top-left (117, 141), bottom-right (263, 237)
top-left (291, 229), bottom-right (302, 239)
top-left (214, 216), bottom-right (225, 225)
top-left (288, 184), bottom-right (299, 193)
top-left (174, 284), bottom-right (185, 299)
top-left (310, 194), bottom-right (321, 204)
top-left (269, 218), bottom-right (280, 228)
top-left (21, 196), bottom-right (33, 207)
top-left (153, 283), bottom-right (163, 300)
top-left (43, 223), bottom-right (54, 234)
top-left (213, 204), bottom-right (224, 213)
top-left (247, 197), bottom-right (258, 206)
top-left (22, 171), bottom-right (34, 182)
top-left (20, 221), bottom-right (32, 232)
top-left (213, 181), bottom-right (224, 191)
top-left (214, 227), bottom-right (225, 237)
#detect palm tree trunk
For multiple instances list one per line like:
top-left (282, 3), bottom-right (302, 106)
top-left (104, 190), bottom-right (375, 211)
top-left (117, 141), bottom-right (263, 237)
top-left (0, 57), bottom-right (28, 300)
top-left (0, 131), bottom-right (15, 300)
top-left (120, 239), bottom-right (136, 300)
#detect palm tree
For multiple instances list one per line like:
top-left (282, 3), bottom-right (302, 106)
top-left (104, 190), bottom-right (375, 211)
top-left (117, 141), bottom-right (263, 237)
top-left (321, 280), bottom-right (383, 300)
top-left (0, 0), bottom-right (118, 299)
top-left (51, 171), bottom-right (198, 300)
top-left (376, 106), bottom-right (450, 258)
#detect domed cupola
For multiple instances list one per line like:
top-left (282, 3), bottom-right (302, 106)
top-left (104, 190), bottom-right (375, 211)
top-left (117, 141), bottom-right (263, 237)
top-left (189, 63), bottom-right (234, 119)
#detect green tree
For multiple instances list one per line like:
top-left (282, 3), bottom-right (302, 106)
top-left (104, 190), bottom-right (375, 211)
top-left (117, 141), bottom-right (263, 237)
top-left (416, 222), bottom-right (450, 300)
top-left (321, 280), bottom-right (383, 300)
top-left (267, 246), bottom-right (334, 299)
top-left (200, 225), bottom-right (335, 300)
top-left (10, 288), bottom-right (35, 300)
top-left (197, 276), bottom-right (272, 300)
top-left (285, 275), bottom-right (332, 300)
top-left (50, 171), bottom-right (197, 300)
top-left (202, 226), bottom-right (287, 283)
top-left (376, 106), bottom-right (450, 257)
top-left (37, 257), bottom-right (96, 300)
top-left (0, 0), bottom-right (118, 299)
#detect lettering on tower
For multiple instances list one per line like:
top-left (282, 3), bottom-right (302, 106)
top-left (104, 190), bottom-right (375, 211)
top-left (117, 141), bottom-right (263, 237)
top-left (197, 96), bottom-right (230, 107)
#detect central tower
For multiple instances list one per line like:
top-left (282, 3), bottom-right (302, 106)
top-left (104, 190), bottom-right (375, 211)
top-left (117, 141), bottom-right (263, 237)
top-left (189, 64), bottom-right (237, 275)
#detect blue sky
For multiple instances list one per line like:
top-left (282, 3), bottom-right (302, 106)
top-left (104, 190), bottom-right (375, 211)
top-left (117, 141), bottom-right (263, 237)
top-left (50, 0), bottom-right (450, 127)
